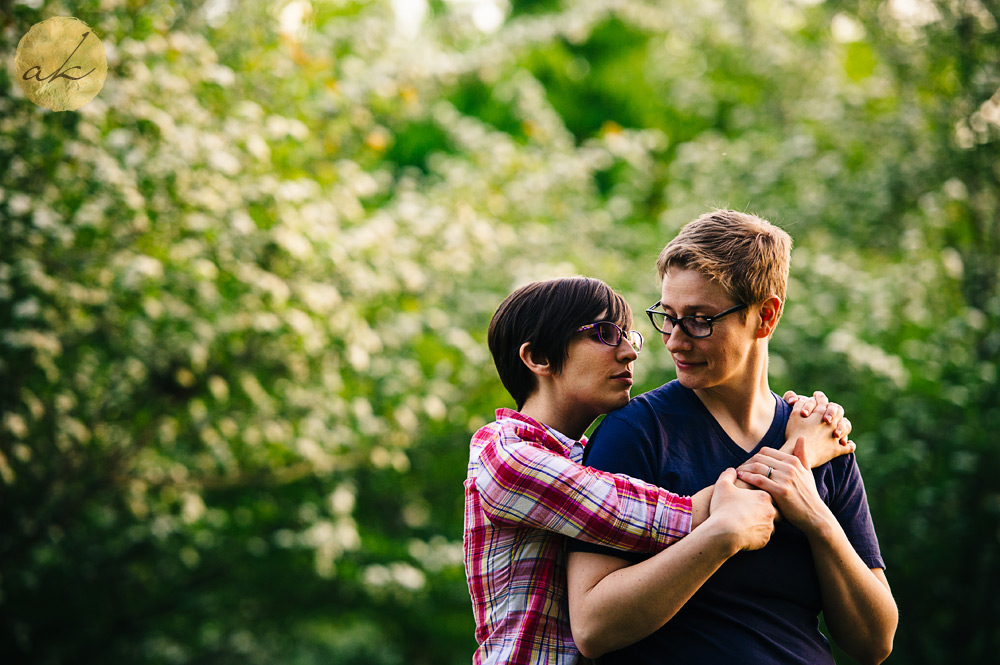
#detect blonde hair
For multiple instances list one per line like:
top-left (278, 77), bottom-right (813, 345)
top-left (656, 210), bottom-right (792, 309)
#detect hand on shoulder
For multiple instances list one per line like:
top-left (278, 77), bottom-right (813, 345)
top-left (783, 390), bottom-right (855, 468)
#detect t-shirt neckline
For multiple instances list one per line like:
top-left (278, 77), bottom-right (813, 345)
top-left (676, 383), bottom-right (787, 462)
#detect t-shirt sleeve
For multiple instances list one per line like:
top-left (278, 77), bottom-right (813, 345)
top-left (827, 454), bottom-right (885, 570)
top-left (567, 413), bottom-right (661, 563)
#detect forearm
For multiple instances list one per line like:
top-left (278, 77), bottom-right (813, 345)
top-left (807, 515), bottom-right (898, 664)
top-left (567, 521), bottom-right (737, 658)
top-left (689, 485), bottom-right (712, 527)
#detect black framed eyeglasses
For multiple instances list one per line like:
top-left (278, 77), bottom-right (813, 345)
top-left (575, 321), bottom-right (643, 353)
top-left (645, 302), bottom-right (748, 339)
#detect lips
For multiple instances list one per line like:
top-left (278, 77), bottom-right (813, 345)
top-left (611, 372), bottom-right (633, 384)
top-left (672, 357), bottom-right (702, 370)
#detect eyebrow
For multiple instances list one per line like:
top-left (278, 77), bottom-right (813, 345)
top-left (658, 302), bottom-right (718, 315)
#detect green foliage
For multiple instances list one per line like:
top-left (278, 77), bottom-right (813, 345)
top-left (2, 0), bottom-right (998, 663)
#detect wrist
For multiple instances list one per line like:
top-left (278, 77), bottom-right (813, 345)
top-left (699, 514), bottom-right (744, 557)
top-left (802, 505), bottom-right (838, 541)
top-left (690, 486), bottom-right (713, 529)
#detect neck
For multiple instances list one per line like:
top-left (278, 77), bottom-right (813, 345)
top-left (519, 392), bottom-right (594, 441)
top-left (693, 348), bottom-right (774, 450)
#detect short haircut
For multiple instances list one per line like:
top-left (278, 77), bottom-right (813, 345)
top-left (488, 277), bottom-right (632, 410)
top-left (656, 210), bottom-right (792, 312)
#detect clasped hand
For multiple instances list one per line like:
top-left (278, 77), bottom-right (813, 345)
top-left (736, 440), bottom-right (832, 533)
top-left (783, 390), bottom-right (855, 468)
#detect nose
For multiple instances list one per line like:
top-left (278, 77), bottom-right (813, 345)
top-left (663, 326), bottom-right (691, 353)
top-left (617, 337), bottom-right (639, 362)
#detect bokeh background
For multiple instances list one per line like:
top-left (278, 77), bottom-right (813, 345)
top-left (1, 0), bottom-right (998, 663)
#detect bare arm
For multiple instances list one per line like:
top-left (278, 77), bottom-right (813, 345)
top-left (567, 469), bottom-right (777, 658)
top-left (808, 527), bottom-right (896, 663)
top-left (738, 443), bottom-right (898, 664)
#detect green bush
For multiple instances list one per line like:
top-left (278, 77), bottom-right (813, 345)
top-left (1, 1), bottom-right (997, 662)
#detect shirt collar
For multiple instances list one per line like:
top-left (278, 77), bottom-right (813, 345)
top-left (494, 408), bottom-right (585, 455)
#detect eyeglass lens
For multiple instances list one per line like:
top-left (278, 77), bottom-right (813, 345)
top-left (596, 322), bottom-right (642, 351)
top-left (649, 312), bottom-right (710, 338)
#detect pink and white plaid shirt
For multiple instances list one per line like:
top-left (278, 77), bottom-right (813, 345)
top-left (463, 408), bottom-right (693, 665)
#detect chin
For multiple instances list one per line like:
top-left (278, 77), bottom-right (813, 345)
top-left (675, 373), bottom-right (708, 391)
top-left (609, 392), bottom-right (631, 409)
top-left (675, 373), bottom-right (696, 388)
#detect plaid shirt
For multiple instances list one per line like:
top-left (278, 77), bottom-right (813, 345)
top-left (464, 409), bottom-right (693, 665)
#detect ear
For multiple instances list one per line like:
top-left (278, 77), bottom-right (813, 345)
top-left (754, 296), bottom-right (784, 339)
top-left (519, 342), bottom-right (553, 377)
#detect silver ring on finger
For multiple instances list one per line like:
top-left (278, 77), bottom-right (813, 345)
top-left (766, 466), bottom-right (774, 479)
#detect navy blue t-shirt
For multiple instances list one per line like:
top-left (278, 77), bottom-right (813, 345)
top-left (569, 381), bottom-right (884, 665)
